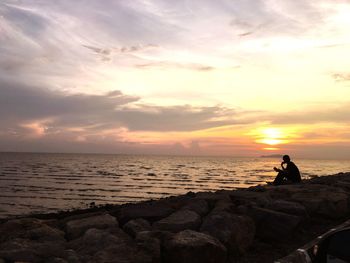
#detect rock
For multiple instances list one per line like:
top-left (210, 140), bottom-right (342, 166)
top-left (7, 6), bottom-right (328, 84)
top-left (248, 207), bottom-right (301, 241)
top-left (0, 218), bottom-right (64, 243)
top-left (195, 192), bottom-right (231, 208)
top-left (123, 218), bottom-right (151, 238)
top-left (163, 230), bottom-right (227, 263)
top-left (64, 249), bottom-right (80, 263)
top-left (180, 199), bottom-right (209, 216)
top-left (65, 213), bottom-right (118, 239)
top-left (212, 199), bottom-right (235, 213)
top-left (289, 187), bottom-right (348, 218)
top-left (136, 231), bottom-right (173, 263)
top-left (68, 228), bottom-right (140, 262)
top-left (265, 199), bottom-right (308, 217)
top-left (229, 189), bottom-right (271, 207)
top-left (200, 211), bottom-right (255, 256)
top-left (46, 257), bottom-right (68, 263)
top-left (116, 202), bottom-right (174, 225)
top-left (0, 218), bottom-right (67, 262)
top-left (153, 210), bottom-right (201, 232)
top-left (0, 238), bottom-right (66, 262)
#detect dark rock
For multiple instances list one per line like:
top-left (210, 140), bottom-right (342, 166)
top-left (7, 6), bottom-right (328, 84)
top-left (0, 218), bottom-right (64, 243)
top-left (265, 199), bottom-right (308, 217)
top-left (289, 187), bottom-right (348, 218)
top-left (180, 199), bottom-right (209, 216)
top-left (229, 189), bottom-right (271, 207)
top-left (135, 231), bottom-right (173, 263)
top-left (123, 218), bottom-right (151, 238)
top-left (68, 227), bottom-right (140, 262)
top-left (163, 230), bottom-right (227, 263)
top-left (248, 207), bottom-right (301, 241)
top-left (200, 211), bottom-right (255, 256)
top-left (0, 218), bottom-right (67, 262)
top-left (116, 202), bottom-right (175, 225)
top-left (65, 213), bottom-right (118, 239)
top-left (153, 210), bottom-right (201, 232)
top-left (0, 238), bottom-right (66, 262)
top-left (212, 199), bottom-right (235, 213)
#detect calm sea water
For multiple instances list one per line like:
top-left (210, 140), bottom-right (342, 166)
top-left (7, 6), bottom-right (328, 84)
top-left (0, 152), bottom-right (349, 218)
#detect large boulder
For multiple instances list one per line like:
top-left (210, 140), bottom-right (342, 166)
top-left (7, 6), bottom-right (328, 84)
top-left (0, 218), bottom-right (67, 262)
top-left (65, 213), bottom-right (118, 239)
top-left (248, 207), bottom-right (301, 241)
top-left (264, 199), bottom-right (308, 217)
top-left (153, 210), bottom-right (201, 232)
top-left (116, 202), bottom-right (174, 225)
top-left (200, 211), bottom-right (255, 256)
top-left (123, 218), bottom-right (151, 238)
top-left (68, 227), bottom-right (145, 263)
top-left (289, 187), bottom-right (348, 218)
top-left (136, 230), bottom-right (173, 263)
top-left (180, 199), bottom-right (209, 216)
top-left (163, 230), bottom-right (227, 263)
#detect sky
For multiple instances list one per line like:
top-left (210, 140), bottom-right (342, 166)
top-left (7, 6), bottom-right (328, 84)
top-left (1, 0), bottom-right (350, 158)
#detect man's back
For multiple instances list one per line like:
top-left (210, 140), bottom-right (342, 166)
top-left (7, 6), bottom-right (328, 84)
top-left (286, 162), bottom-right (301, 182)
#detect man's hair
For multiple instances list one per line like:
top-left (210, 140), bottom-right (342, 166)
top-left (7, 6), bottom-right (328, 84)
top-left (283, 155), bottom-right (290, 161)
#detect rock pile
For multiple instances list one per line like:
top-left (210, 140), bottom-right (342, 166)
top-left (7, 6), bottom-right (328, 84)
top-left (0, 172), bottom-right (350, 263)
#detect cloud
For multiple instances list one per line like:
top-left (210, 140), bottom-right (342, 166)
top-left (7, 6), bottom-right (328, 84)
top-left (0, 80), bottom-right (250, 136)
top-left (332, 73), bottom-right (350, 82)
top-left (268, 104), bottom-right (350, 125)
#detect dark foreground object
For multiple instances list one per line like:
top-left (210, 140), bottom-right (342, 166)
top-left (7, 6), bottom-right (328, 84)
top-left (1, 172), bottom-right (350, 263)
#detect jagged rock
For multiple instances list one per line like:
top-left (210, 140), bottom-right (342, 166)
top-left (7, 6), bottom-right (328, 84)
top-left (0, 238), bottom-right (66, 262)
top-left (46, 257), bottom-right (68, 263)
top-left (123, 218), bottom-right (151, 238)
top-left (248, 207), bottom-right (301, 241)
top-left (265, 199), bottom-right (308, 217)
top-left (68, 228), bottom-right (141, 262)
top-left (65, 213), bottom-right (118, 239)
top-left (163, 230), bottom-right (227, 263)
top-left (195, 192), bottom-right (231, 208)
top-left (289, 187), bottom-right (348, 218)
top-left (136, 231), bottom-right (173, 263)
top-left (180, 199), bottom-right (209, 216)
top-left (153, 210), bottom-right (201, 232)
top-left (200, 211), bottom-right (255, 256)
top-left (229, 189), bottom-right (271, 207)
top-left (64, 249), bottom-right (80, 263)
top-left (0, 218), bottom-right (67, 262)
top-left (116, 202), bottom-right (174, 225)
top-left (0, 218), bottom-right (64, 243)
top-left (212, 199), bottom-right (236, 213)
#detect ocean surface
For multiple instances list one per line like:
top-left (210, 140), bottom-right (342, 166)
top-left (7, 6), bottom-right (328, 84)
top-left (0, 152), bottom-right (349, 218)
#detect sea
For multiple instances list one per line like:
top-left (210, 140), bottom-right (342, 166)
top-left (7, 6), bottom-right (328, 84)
top-left (0, 152), bottom-right (349, 219)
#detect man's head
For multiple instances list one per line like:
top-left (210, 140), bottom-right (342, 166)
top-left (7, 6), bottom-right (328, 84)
top-left (283, 155), bottom-right (291, 163)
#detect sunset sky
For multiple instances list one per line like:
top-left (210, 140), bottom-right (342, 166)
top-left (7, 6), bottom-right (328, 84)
top-left (1, 0), bottom-right (350, 158)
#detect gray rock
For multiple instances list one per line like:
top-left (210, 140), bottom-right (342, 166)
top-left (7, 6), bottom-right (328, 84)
top-left (153, 210), bottom-right (201, 232)
top-left (136, 231), bottom-right (173, 263)
top-left (200, 211), bottom-right (255, 256)
top-left (0, 238), bottom-right (66, 262)
top-left (68, 227), bottom-right (141, 262)
top-left (0, 218), bottom-right (67, 262)
top-left (117, 202), bottom-right (174, 225)
top-left (65, 213), bottom-right (118, 239)
top-left (164, 230), bottom-right (227, 263)
top-left (265, 199), bottom-right (308, 217)
top-left (248, 206), bottom-right (301, 241)
top-left (123, 218), bottom-right (151, 238)
top-left (181, 199), bottom-right (209, 216)
top-left (290, 188), bottom-right (348, 218)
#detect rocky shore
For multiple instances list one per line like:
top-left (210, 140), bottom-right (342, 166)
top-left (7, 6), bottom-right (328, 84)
top-left (1, 172), bottom-right (350, 263)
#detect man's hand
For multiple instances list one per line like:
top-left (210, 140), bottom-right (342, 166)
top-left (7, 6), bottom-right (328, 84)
top-left (273, 167), bottom-right (280, 172)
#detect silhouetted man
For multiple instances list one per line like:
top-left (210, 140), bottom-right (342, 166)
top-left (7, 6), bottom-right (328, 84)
top-left (272, 155), bottom-right (301, 185)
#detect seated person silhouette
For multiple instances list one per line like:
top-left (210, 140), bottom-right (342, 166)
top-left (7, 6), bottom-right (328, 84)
top-left (272, 155), bottom-right (301, 185)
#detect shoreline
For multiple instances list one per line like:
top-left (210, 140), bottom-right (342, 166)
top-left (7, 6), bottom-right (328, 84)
top-left (1, 172), bottom-right (350, 262)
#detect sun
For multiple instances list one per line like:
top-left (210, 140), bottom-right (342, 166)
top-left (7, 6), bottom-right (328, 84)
top-left (260, 128), bottom-right (283, 145)
top-left (250, 127), bottom-right (290, 150)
